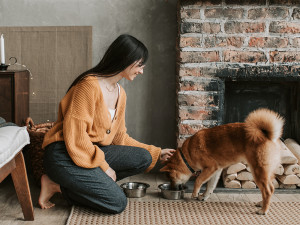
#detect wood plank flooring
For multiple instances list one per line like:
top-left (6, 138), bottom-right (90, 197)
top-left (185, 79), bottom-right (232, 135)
top-left (1, 173), bottom-right (300, 225)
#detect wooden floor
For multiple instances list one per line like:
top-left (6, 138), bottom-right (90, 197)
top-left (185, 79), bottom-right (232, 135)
top-left (1, 172), bottom-right (300, 225)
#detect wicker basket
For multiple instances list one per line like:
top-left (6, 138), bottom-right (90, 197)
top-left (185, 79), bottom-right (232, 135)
top-left (25, 117), bottom-right (55, 186)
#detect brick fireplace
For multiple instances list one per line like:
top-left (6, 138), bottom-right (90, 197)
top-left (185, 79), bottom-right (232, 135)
top-left (176, 0), bottom-right (300, 148)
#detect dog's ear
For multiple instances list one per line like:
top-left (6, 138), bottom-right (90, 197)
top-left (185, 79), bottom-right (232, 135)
top-left (160, 165), bottom-right (170, 173)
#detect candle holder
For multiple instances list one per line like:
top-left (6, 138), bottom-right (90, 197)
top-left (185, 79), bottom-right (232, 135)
top-left (0, 63), bottom-right (9, 71)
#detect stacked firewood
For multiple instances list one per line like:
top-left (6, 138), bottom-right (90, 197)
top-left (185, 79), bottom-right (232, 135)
top-left (222, 138), bottom-right (300, 189)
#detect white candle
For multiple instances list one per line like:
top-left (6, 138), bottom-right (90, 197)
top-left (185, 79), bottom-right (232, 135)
top-left (1, 34), bottom-right (5, 64)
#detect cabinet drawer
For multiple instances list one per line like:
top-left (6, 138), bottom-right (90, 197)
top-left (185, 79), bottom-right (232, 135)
top-left (0, 75), bottom-right (13, 122)
top-left (0, 70), bottom-right (29, 125)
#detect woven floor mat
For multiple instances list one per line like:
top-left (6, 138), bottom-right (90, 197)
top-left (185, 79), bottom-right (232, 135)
top-left (66, 201), bottom-right (300, 225)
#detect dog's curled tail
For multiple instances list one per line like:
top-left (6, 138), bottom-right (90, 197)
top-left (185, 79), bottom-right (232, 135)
top-left (244, 108), bottom-right (284, 143)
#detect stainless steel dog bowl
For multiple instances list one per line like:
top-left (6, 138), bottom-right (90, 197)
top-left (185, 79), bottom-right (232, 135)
top-left (120, 182), bottom-right (150, 198)
top-left (158, 183), bottom-right (187, 200)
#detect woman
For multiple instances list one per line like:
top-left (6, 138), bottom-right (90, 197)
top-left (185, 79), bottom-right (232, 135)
top-left (38, 34), bottom-right (175, 214)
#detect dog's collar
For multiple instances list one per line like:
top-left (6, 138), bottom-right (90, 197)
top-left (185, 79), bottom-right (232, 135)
top-left (179, 148), bottom-right (196, 174)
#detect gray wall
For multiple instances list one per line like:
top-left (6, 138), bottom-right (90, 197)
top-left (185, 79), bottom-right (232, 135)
top-left (0, 0), bottom-right (177, 149)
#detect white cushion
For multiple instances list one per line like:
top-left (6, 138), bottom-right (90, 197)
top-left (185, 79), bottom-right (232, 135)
top-left (0, 126), bottom-right (30, 169)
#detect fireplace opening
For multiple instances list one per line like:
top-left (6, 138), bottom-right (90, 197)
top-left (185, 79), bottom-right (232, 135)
top-left (224, 80), bottom-right (300, 141)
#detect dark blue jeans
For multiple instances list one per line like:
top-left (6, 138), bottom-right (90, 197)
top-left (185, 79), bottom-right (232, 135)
top-left (43, 141), bottom-right (152, 214)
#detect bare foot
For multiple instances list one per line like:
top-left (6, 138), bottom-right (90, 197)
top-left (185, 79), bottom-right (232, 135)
top-left (38, 174), bottom-right (61, 209)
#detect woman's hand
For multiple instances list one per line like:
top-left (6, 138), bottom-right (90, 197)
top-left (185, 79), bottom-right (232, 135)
top-left (160, 148), bottom-right (176, 163)
top-left (105, 167), bottom-right (116, 181)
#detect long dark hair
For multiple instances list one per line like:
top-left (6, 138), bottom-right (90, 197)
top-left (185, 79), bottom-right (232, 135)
top-left (67, 34), bottom-right (148, 92)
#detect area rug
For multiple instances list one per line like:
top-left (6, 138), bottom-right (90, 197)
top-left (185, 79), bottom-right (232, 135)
top-left (66, 201), bottom-right (300, 225)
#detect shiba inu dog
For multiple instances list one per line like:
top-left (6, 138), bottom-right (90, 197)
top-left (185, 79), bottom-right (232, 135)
top-left (161, 108), bottom-right (284, 215)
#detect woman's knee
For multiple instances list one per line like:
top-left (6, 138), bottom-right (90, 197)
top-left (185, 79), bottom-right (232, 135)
top-left (106, 192), bottom-right (128, 214)
top-left (137, 148), bottom-right (152, 169)
top-left (94, 181), bottom-right (128, 214)
top-left (115, 195), bottom-right (127, 214)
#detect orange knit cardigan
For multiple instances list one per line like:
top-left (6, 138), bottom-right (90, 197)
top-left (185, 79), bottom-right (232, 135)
top-left (42, 76), bottom-right (161, 172)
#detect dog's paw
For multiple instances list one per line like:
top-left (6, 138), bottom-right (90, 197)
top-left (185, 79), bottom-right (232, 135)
top-left (255, 209), bottom-right (267, 215)
top-left (191, 193), bottom-right (198, 199)
top-left (255, 201), bottom-right (263, 207)
top-left (197, 194), bottom-right (210, 201)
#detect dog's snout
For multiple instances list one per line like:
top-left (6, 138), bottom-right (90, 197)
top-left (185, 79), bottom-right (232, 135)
top-left (171, 182), bottom-right (183, 191)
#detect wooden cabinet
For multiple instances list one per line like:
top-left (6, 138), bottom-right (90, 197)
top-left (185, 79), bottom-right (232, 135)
top-left (0, 70), bottom-right (29, 125)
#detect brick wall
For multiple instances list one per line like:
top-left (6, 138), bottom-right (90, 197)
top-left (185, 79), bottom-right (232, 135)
top-left (177, 0), bottom-right (300, 147)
